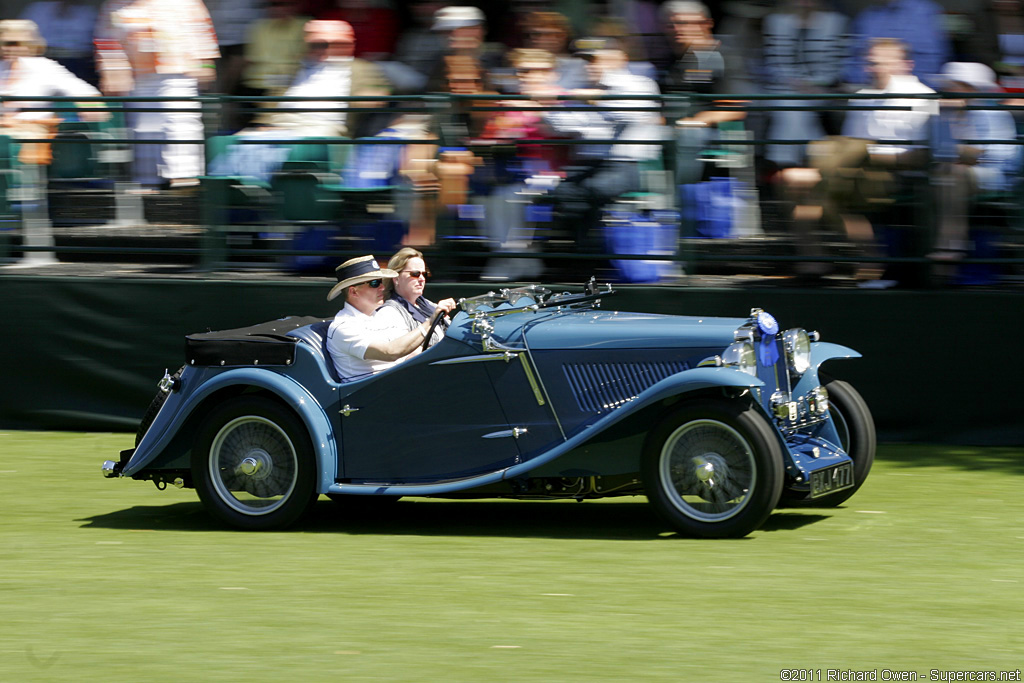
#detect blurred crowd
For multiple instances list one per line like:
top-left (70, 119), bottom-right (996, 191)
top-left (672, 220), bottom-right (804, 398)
top-left (2, 0), bottom-right (1024, 286)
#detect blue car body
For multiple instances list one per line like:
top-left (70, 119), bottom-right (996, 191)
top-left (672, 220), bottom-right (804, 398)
top-left (104, 284), bottom-right (873, 537)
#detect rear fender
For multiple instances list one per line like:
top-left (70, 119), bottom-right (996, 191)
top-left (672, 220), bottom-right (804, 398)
top-left (124, 368), bottom-right (337, 489)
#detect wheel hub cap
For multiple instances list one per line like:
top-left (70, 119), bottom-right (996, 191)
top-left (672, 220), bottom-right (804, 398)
top-left (693, 454), bottom-right (729, 487)
top-left (237, 449), bottom-right (272, 479)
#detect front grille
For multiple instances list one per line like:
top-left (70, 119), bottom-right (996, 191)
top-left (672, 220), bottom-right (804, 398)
top-left (563, 361), bottom-right (689, 414)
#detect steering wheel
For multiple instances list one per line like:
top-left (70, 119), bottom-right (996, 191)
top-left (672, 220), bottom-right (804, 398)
top-left (421, 301), bottom-right (460, 352)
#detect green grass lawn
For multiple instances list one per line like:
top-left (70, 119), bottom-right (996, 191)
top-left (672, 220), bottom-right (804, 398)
top-left (1, 431), bottom-right (1021, 682)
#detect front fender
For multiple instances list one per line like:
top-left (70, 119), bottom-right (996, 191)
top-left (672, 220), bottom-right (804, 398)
top-left (124, 368), bottom-right (337, 489)
top-left (792, 342), bottom-right (862, 398)
top-left (811, 341), bottom-right (861, 367)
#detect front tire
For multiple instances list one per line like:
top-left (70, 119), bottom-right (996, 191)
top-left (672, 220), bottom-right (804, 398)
top-left (191, 396), bottom-right (317, 530)
top-left (792, 378), bottom-right (875, 507)
top-left (642, 399), bottom-right (784, 538)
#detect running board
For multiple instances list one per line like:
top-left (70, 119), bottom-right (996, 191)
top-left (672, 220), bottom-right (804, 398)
top-left (328, 469), bottom-right (509, 497)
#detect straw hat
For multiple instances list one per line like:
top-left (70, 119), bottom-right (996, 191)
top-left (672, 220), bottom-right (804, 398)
top-left (327, 255), bottom-right (398, 301)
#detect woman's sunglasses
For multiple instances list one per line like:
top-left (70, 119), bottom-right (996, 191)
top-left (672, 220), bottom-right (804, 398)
top-left (401, 270), bottom-right (430, 279)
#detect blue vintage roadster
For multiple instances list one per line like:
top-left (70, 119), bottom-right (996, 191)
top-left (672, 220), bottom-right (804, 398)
top-left (103, 282), bottom-right (875, 538)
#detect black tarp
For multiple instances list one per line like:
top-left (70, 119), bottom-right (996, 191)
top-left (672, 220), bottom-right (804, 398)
top-left (1, 274), bottom-right (1021, 444)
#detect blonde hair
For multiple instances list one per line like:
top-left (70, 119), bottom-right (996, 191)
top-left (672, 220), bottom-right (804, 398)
top-left (385, 247), bottom-right (424, 295)
top-left (868, 37), bottom-right (910, 61)
top-left (510, 48), bottom-right (557, 69)
top-left (0, 20), bottom-right (46, 56)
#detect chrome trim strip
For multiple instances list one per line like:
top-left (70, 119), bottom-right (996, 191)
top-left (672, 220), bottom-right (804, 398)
top-left (518, 352), bottom-right (546, 406)
top-left (479, 304), bottom-right (540, 319)
top-left (521, 329), bottom-right (565, 439)
top-left (430, 353), bottom-right (518, 366)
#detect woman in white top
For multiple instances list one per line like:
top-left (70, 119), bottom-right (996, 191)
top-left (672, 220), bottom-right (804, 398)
top-left (0, 19), bottom-right (105, 142)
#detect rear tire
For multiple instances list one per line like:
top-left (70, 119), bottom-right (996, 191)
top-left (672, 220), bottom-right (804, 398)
top-left (642, 399), bottom-right (784, 538)
top-left (191, 396), bottom-right (318, 530)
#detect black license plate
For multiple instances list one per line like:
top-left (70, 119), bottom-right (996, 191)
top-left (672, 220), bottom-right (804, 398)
top-left (809, 462), bottom-right (854, 498)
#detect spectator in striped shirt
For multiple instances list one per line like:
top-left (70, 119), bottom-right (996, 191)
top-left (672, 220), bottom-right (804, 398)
top-left (761, 0), bottom-right (848, 168)
top-left (94, 0), bottom-right (220, 188)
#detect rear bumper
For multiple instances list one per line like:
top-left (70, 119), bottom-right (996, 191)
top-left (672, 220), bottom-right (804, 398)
top-left (101, 448), bottom-right (134, 478)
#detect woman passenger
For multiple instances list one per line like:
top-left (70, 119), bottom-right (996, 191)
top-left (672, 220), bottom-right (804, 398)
top-left (375, 248), bottom-right (457, 348)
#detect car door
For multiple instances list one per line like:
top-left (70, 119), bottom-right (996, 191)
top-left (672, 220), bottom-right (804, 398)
top-left (337, 339), bottom-right (521, 482)
top-left (480, 349), bottom-right (565, 462)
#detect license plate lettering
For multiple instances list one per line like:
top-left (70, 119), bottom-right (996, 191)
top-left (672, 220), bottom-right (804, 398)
top-left (809, 462), bottom-right (854, 497)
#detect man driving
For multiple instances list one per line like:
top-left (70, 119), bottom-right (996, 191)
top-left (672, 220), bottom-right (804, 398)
top-left (326, 255), bottom-right (455, 381)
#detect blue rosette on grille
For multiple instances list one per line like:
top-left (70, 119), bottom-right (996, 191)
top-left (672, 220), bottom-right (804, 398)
top-left (756, 311), bottom-right (780, 366)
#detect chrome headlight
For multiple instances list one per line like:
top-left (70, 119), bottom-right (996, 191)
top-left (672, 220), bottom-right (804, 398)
top-left (722, 341), bottom-right (757, 376)
top-left (783, 328), bottom-right (811, 376)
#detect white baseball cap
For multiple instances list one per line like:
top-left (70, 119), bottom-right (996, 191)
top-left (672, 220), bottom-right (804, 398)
top-left (939, 62), bottom-right (1000, 92)
top-left (432, 6), bottom-right (485, 32)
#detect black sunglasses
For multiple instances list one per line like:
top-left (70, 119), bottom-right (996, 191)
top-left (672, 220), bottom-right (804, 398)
top-left (401, 270), bottom-right (430, 279)
top-left (361, 278), bottom-right (384, 288)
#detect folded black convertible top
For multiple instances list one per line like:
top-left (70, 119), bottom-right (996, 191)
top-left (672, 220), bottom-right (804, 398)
top-left (186, 316), bottom-right (325, 367)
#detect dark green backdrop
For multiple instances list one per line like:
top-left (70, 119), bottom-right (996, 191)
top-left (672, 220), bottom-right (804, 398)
top-left (2, 274), bottom-right (1019, 445)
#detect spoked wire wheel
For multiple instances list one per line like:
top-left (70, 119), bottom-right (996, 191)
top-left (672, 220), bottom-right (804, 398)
top-left (192, 396), bottom-right (317, 529)
top-left (643, 399), bottom-right (783, 538)
top-left (658, 419), bottom-right (757, 523)
top-left (208, 415), bottom-right (299, 516)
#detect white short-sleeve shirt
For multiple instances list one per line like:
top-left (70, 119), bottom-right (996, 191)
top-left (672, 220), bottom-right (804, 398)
top-left (326, 302), bottom-right (407, 381)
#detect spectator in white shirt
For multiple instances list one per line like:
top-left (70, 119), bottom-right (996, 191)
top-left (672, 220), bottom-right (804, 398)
top-left (1, 19), bottom-right (106, 144)
top-left (253, 19), bottom-right (390, 139)
top-left (19, 1), bottom-right (98, 84)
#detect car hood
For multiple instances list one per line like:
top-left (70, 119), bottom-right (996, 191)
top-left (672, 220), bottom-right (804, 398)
top-left (516, 310), bottom-right (747, 350)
